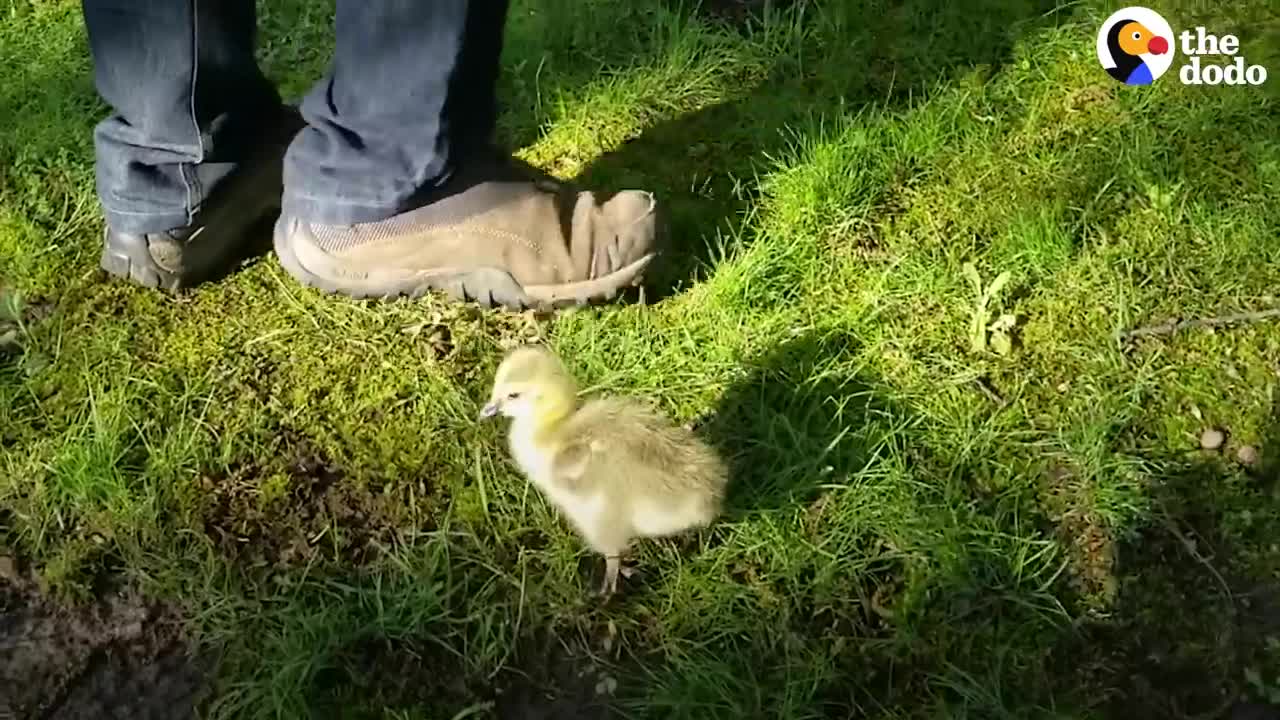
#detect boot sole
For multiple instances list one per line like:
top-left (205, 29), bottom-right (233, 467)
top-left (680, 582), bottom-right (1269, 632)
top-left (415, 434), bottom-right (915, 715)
top-left (98, 105), bottom-right (303, 291)
top-left (99, 208), bottom-right (278, 291)
top-left (100, 228), bottom-right (184, 291)
top-left (272, 220), bottom-right (654, 311)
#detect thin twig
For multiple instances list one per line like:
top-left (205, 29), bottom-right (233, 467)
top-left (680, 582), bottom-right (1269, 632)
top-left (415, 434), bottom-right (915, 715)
top-left (1118, 308), bottom-right (1280, 340)
top-left (973, 377), bottom-right (1006, 407)
top-left (1155, 504), bottom-right (1233, 604)
top-left (1151, 504), bottom-right (1242, 720)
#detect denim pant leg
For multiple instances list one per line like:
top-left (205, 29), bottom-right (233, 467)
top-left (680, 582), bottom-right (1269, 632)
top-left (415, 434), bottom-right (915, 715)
top-left (82, 0), bottom-right (281, 234)
top-left (282, 0), bottom-right (510, 226)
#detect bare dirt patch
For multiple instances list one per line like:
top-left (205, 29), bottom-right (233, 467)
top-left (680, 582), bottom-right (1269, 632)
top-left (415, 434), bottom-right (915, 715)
top-left (200, 431), bottom-right (433, 571)
top-left (0, 557), bottom-right (205, 720)
top-left (311, 629), bottom-right (615, 720)
top-left (693, 0), bottom-right (800, 25)
top-left (1042, 463), bottom-right (1119, 604)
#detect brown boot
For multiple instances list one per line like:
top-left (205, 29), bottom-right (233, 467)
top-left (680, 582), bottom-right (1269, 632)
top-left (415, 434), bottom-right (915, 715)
top-left (272, 156), bottom-right (662, 310)
top-left (99, 106), bottom-right (305, 290)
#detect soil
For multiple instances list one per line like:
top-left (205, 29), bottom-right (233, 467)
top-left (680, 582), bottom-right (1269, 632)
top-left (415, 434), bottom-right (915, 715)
top-left (1042, 463), bottom-right (1119, 604)
top-left (200, 430), bottom-right (433, 571)
top-left (0, 558), bottom-right (206, 720)
top-left (695, 0), bottom-right (799, 25)
top-left (311, 628), bottom-right (615, 720)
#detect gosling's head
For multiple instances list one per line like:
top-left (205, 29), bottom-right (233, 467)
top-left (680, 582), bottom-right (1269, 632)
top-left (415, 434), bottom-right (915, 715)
top-left (479, 345), bottom-right (579, 423)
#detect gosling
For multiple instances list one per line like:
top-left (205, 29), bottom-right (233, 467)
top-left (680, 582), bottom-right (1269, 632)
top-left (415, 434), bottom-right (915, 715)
top-left (480, 345), bottom-right (729, 595)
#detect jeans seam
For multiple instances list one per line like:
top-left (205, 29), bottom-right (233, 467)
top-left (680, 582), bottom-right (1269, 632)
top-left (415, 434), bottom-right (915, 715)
top-left (183, 0), bottom-right (203, 226)
top-left (100, 205), bottom-right (190, 217)
top-left (285, 193), bottom-right (407, 206)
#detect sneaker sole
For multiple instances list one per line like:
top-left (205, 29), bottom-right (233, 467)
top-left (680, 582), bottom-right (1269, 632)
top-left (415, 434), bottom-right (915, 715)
top-left (272, 221), bottom-right (655, 311)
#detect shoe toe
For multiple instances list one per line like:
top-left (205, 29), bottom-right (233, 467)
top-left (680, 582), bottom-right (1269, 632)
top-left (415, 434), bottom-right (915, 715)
top-left (599, 190), bottom-right (660, 271)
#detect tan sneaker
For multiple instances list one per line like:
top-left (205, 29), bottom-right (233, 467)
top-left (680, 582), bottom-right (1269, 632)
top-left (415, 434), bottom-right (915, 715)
top-left (272, 158), bottom-right (661, 310)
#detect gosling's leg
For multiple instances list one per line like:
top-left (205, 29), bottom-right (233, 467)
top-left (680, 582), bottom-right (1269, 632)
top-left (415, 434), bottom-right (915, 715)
top-left (600, 554), bottom-right (638, 596)
top-left (601, 555), bottom-right (619, 595)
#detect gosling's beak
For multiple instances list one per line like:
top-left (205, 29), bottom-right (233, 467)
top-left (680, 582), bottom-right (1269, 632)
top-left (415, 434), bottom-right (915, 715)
top-left (1148, 35), bottom-right (1169, 54)
top-left (478, 401), bottom-right (500, 420)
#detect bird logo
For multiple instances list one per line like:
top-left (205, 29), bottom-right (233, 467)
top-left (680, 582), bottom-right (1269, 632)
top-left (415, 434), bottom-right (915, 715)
top-left (1096, 7), bottom-right (1176, 85)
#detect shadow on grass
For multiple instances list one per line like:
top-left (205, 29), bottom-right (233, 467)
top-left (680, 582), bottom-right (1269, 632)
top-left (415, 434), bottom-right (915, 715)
top-left (190, 214), bottom-right (278, 288)
top-left (1048, 428), bottom-right (1280, 719)
top-left (570, 0), bottom-right (1073, 299)
top-left (309, 627), bottom-right (615, 720)
top-left (699, 327), bottom-right (905, 515)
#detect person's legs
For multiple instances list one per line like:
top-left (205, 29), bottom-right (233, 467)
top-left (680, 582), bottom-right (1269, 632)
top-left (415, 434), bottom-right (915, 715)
top-left (275, 0), bottom-right (662, 310)
top-left (282, 0), bottom-right (475, 224)
top-left (83, 0), bottom-right (301, 289)
top-left (444, 0), bottom-right (510, 157)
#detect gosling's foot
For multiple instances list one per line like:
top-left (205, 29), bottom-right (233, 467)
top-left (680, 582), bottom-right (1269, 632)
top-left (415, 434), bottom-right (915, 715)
top-left (599, 555), bottom-right (638, 597)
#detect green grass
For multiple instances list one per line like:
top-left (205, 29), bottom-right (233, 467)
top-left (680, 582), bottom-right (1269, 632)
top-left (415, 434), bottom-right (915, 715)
top-left (2, 0), bottom-right (1280, 717)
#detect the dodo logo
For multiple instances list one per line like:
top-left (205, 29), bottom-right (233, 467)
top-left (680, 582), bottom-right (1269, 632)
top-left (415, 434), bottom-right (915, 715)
top-left (1096, 7), bottom-right (1269, 87)
top-left (1097, 7), bottom-right (1175, 85)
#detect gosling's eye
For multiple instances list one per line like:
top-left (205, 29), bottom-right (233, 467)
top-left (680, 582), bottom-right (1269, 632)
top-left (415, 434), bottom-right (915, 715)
top-left (506, 391), bottom-right (521, 400)
top-left (1132, 31), bottom-right (1141, 39)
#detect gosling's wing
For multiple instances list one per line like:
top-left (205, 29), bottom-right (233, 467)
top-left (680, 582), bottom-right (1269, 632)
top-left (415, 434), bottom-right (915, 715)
top-left (550, 398), bottom-right (698, 495)
top-left (548, 399), bottom-right (652, 493)
top-left (548, 435), bottom-right (597, 494)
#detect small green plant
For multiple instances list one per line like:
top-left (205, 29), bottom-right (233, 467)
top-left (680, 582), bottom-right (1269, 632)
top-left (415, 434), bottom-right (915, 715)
top-left (0, 286), bottom-right (24, 321)
top-left (1244, 637), bottom-right (1280, 706)
top-left (962, 262), bottom-right (1016, 356)
top-left (0, 286), bottom-right (26, 352)
top-left (1140, 178), bottom-right (1184, 215)
top-left (0, 286), bottom-right (49, 376)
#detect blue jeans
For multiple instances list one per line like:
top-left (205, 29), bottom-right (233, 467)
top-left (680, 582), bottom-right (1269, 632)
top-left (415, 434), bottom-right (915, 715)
top-left (82, 0), bottom-right (508, 234)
